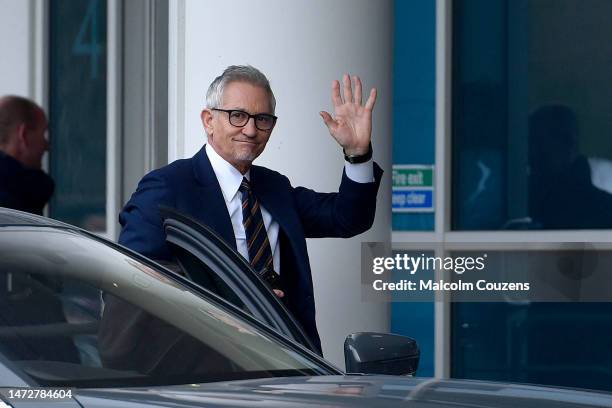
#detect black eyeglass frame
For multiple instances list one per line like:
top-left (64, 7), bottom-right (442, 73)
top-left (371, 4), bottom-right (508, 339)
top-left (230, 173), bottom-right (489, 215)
top-left (211, 108), bottom-right (278, 131)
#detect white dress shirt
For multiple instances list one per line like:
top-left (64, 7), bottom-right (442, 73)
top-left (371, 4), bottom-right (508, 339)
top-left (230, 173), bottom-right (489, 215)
top-left (205, 144), bottom-right (374, 274)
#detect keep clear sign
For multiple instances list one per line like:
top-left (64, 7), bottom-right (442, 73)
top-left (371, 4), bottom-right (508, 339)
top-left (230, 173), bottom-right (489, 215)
top-left (392, 165), bottom-right (434, 213)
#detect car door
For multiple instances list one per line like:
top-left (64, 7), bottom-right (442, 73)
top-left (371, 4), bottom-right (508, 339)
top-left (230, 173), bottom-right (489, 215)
top-left (159, 207), bottom-right (317, 353)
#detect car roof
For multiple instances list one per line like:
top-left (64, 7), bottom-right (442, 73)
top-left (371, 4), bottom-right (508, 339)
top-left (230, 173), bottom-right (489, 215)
top-left (0, 207), bottom-right (78, 229)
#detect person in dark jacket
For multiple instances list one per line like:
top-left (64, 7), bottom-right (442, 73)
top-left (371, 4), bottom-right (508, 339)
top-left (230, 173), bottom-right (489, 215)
top-left (0, 95), bottom-right (53, 215)
top-left (0, 98), bottom-right (76, 364)
top-left (118, 65), bottom-right (382, 353)
top-left (529, 104), bottom-right (612, 228)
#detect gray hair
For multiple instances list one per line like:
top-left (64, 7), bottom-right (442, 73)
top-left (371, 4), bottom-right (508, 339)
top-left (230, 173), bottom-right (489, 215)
top-left (0, 95), bottom-right (41, 146)
top-left (205, 65), bottom-right (276, 113)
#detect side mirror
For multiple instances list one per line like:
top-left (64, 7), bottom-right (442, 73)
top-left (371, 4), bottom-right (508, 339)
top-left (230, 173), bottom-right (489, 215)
top-left (344, 332), bottom-right (419, 376)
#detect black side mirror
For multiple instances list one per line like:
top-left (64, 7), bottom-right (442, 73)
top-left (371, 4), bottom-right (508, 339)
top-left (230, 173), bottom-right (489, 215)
top-left (344, 332), bottom-right (419, 376)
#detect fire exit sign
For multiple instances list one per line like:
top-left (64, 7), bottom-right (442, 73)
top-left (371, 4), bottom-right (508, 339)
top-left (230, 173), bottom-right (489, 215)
top-left (392, 165), bottom-right (435, 213)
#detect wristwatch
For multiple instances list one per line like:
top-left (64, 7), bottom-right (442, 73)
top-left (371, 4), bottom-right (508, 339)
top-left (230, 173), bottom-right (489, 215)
top-left (258, 266), bottom-right (282, 290)
top-left (344, 142), bottom-right (373, 164)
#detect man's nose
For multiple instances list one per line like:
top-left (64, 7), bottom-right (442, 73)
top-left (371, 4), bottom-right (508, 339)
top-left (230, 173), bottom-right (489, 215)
top-left (242, 117), bottom-right (258, 137)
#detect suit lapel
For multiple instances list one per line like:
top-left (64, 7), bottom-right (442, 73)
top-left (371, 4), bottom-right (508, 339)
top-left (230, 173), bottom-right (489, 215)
top-left (190, 147), bottom-right (237, 251)
top-left (250, 166), bottom-right (297, 244)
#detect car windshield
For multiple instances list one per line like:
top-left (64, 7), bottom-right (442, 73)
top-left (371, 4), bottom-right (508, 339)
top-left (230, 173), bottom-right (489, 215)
top-left (0, 226), bottom-right (333, 388)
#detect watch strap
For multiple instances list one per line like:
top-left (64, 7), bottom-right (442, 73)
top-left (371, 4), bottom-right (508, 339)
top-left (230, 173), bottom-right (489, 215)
top-left (344, 142), bottom-right (373, 164)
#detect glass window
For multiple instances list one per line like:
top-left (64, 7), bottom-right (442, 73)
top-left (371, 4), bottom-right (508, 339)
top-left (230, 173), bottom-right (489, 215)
top-left (0, 228), bottom-right (331, 387)
top-left (452, 302), bottom-right (612, 391)
top-left (451, 1), bottom-right (612, 391)
top-left (392, 0), bottom-right (436, 231)
top-left (450, 248), bottom-right (612, 392)
top-left (170, 244), bottom-right (247, 310)
top-left (49, 0), bottom-right (107, 231)
top-left (452, 0), bottom-right (612, 230)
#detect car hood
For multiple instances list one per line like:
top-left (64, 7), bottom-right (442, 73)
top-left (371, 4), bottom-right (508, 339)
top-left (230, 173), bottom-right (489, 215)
top-left (73, 375), bottom-right (612, 408)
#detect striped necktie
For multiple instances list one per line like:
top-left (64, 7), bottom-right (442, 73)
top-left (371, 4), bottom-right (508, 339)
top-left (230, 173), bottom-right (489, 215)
top-left (239, 177), bottom-right (273, 273)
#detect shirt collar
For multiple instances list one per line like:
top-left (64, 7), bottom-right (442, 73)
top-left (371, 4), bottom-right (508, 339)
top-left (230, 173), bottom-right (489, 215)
top-left (205, 144), bottom-right (250, 203)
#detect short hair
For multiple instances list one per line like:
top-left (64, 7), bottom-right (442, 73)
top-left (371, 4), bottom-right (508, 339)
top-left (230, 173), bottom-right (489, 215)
top-left (205, 65), bottom-right (276, 113)
top-left (529, 104), bottom-right (578, 153)
top-left (0, 95), bottom-right (42, 145)
top-left (528, 104), bottom-right (579, 172)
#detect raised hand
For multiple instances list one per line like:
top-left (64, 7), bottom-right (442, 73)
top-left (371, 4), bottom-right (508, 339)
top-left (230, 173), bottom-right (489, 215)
top-left (320, 74), bottom-right (377, 155)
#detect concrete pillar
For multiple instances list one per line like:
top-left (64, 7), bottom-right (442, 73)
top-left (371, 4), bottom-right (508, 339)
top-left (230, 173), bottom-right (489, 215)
top-left (0, 0), bottom-right (36, 98)
top-left (169, 0), bottom-right (393, 367)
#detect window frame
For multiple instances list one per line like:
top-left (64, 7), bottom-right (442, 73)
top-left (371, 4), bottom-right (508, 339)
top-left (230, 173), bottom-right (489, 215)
top-left (38, 0), bottom-right (168, 240)
top-left (392, 0), bottom-right (612, 379)
top-left (160, 207), bottom-right (318, 353)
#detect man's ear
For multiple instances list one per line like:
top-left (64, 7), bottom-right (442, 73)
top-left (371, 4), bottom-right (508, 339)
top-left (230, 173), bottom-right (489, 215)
top-left (16, 123), bottom-right (28, 147)
top-left (201, 109), bottom-right (214, 135)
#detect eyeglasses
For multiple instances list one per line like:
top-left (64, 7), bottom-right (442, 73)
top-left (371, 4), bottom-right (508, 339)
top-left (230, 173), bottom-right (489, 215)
top-left (212, 108), bottom-right (277, 131)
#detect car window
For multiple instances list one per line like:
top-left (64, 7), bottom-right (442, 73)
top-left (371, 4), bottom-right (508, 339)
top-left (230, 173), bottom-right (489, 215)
top-left (0, 227), bottom-right (333, 388)
top-left (162, 209), bottom-right (316, 352)
top-left (170, 244), bottom-right (247, 311)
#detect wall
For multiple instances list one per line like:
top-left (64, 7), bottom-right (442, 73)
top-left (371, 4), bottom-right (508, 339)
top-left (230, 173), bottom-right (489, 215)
top-left (0, 0), bottom-right (35, 98)
top-left (169, 0), bottom-right (394, 367)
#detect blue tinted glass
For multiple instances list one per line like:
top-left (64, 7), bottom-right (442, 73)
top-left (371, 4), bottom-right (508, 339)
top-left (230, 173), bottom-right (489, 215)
top-left (49, 0), bottom-right (107, 230)
top-left (452, 0), bottom-right (612, 230)
top-left (452, 302), bottom-right (612, 391)
top-left (451, 247), bottom-right (612, 391)
top-left (451, 0), bottom-right (612, 392)
top-left (392, 0), bottom-right (436, 231)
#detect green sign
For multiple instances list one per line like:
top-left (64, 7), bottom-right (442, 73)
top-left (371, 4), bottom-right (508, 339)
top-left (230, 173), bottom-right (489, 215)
top-left (392, 165), bottom-right (434, 188)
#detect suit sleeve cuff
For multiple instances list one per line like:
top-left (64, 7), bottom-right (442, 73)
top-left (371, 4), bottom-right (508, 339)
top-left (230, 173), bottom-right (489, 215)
top-left (344, 159), bottom-right (374, 183)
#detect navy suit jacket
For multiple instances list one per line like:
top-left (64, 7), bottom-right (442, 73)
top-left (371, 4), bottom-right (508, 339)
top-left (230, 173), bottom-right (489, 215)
top-left (119, 146), bottom-right (383, 351)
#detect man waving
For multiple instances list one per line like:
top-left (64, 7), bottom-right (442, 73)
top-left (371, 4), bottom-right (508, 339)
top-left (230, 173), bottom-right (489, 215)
top-left (119, 65), bottom-right (383, 352)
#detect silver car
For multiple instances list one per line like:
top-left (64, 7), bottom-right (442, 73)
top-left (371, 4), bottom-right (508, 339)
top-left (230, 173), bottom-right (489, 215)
top-left (0, 208), bottom-right (611, 407)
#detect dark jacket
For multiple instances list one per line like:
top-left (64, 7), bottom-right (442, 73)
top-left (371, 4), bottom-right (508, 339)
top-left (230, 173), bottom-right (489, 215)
top-left (531, 156), bottom-right (612, 229)
top-left (118, 146), bottom-right (383, 351)
top-left (0, 151), bottom-right (54, 215)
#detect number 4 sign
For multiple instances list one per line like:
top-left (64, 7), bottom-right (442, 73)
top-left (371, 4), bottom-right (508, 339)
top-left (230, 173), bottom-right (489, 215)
top-left (72, 0), bottom-right (102, 79)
